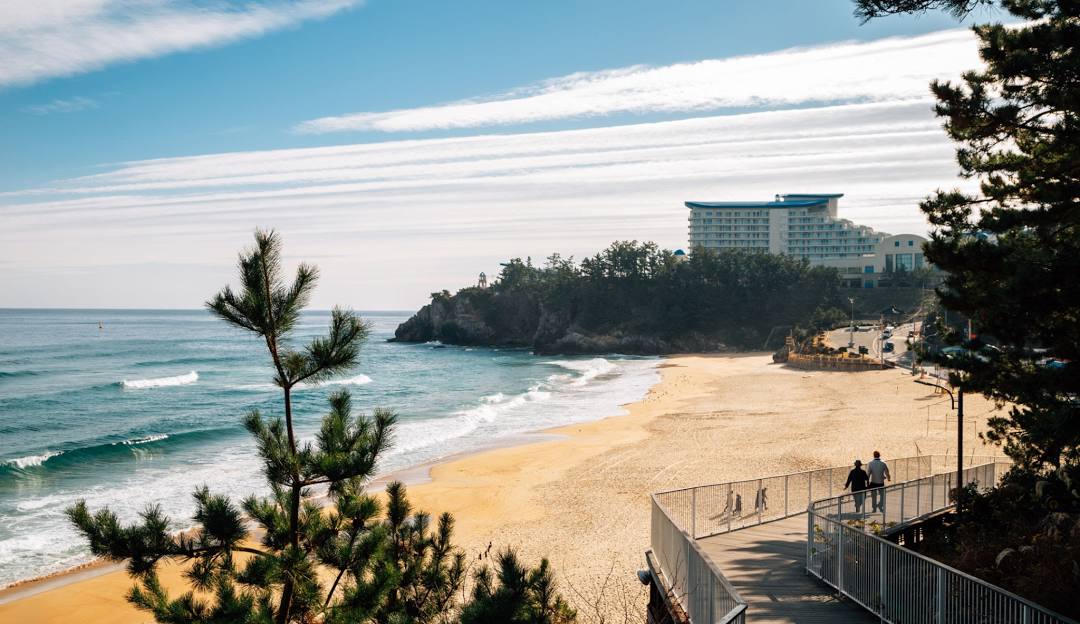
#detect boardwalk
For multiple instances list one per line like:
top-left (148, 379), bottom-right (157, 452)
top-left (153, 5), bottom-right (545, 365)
top-left (696, 514), bottom-right (874, 624)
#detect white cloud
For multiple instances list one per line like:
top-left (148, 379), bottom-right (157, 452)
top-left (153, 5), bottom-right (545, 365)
top-left (295, 28), bottom-right (981, 134)
top-left (0, 100), bottom-right (973, 309)
top-left (21, 96), bottom-right (98, 115)
top-left (0, 0), bottom-right (361, 88)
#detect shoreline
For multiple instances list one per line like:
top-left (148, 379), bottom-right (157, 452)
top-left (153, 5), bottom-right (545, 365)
top-left (0, 353), bottom-right (1004, 622)
top-left (0, 430), bottom-right (573, 605)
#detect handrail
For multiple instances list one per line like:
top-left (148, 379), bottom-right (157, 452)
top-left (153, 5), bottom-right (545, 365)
top-left (648, 455), bottom-right (1011, 623)
top-left (653, 455), bottom-right (983, 540)
top-left (651, 495), bottom-right (747, 623)
top-left (806, 463), bottom-right (1079, 624)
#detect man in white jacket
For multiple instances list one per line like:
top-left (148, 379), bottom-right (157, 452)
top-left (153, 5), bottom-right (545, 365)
top-left (866, 450), bottom-right (891, 513)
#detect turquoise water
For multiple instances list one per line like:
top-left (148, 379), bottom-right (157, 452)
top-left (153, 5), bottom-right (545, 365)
top-left (0, 309), bottom-right (657, 587)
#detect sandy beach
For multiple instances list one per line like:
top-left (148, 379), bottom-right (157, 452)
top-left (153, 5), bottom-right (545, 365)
top-left (0, 353), bottom-right (1002, 622)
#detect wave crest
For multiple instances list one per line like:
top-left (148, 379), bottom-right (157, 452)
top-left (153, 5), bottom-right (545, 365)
top-left (546, 358), bottom-right (617, 386)
top-left (318, 374), bottom-right (372, 387)
top-left (120, 371), bottom-right (198, 389)
top-left (4, 451), bottom-right (62, 469)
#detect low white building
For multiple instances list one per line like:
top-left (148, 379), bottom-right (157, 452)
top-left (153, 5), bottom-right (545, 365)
top-left (686, 193), bottom-right (929, 288)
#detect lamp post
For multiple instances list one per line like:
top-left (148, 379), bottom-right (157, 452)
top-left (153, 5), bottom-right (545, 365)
top-left (848, 297), bottom-right (856, 349)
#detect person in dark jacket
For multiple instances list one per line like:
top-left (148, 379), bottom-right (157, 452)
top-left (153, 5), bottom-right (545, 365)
top-left (844, 459), bottom-right (870, 513)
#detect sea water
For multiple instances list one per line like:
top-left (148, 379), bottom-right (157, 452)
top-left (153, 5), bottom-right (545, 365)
top-left (0, 309), bottom-right (658, 587)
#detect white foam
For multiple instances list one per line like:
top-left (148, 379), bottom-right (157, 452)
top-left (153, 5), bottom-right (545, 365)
top-left (546, 358), bottom-right (617, 386)
top-left (317, 374), bottom-right (372, 387)
top-left (390, 382), bottom-right (554, 456)
top-left (121, 371), bottom-right (198, 389)
top-left (4, 451), bottom-right (62, 469)
top-left (118, 434), bottom-right (169, 446)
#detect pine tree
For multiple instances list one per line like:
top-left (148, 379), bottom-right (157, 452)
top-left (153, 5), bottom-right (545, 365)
top-left (854, 0), bottom-right (1080, 468)
top-left (67, 230), bottom-right (573, 623)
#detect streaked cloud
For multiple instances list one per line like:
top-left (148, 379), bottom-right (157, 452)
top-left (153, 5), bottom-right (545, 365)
top-left (295, 28), bottom-right (980, 134)
top-left (1, 100), bottom-right (973, 308)
top-left (21, 96), bottom-right (98, 115)
top-left (0, 0), bottom-right (361, 88)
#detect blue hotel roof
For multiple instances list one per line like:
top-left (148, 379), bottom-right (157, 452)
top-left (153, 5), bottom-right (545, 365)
top-left (685, 199), bottom-right (828, 209)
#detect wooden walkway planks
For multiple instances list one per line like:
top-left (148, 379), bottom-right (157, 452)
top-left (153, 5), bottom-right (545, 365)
top-left (696, 514), bottom-right (875, 624)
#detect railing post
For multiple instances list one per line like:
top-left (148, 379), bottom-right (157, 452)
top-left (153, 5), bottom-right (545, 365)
top-left (691, 488), bottom-right (697, 539)
top-left (837, 521), bottom-right (844, 590)
top-left (879, 541), bottom-right (886, 620)
top-left (917, 477), bottom-right (922, 517)
top-left (806, 510), bottom-right (812, 575)
top-left (1023, 605), bottom-right (1032, 624)
top-left (899, 484), bottom-right (906, 524)
top-left (937, 567), bottom-right (946, 623)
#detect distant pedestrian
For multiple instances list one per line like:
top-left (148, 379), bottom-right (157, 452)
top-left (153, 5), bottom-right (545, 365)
top-left (866, 450), bottom-right (891, 513)
top-left (844, 460), bottom-right (869, 513)
top-left (754, 487), bottom-right (769, 512)
top-left (733, 493), bottom-right (743, 517)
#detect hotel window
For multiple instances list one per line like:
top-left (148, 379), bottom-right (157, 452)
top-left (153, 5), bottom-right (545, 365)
top-left (885, 254), bottom-right (894, 273)
top-left (896, 253), bottom-right (915, 272)
top-left (914, 254), bottom-right (924, 269)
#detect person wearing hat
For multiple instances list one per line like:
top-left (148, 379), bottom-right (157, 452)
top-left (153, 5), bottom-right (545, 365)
top-left (844, 459), bottom-right (870, 514)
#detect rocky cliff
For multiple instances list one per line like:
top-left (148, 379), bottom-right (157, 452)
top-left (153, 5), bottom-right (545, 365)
top-left (392, 288), bottom-right (727, 355)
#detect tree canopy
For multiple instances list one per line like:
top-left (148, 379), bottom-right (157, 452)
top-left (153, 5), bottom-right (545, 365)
top-left (857, 0), bottom-right (1080, 469)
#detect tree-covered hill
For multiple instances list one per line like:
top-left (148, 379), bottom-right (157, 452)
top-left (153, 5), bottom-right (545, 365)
top-left (394, 241), bottom-right (846, 354)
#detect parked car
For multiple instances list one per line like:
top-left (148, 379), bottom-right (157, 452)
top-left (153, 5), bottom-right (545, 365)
top-left (883, 341), bottom-right (895, 353)
top-left (882, 329), bottom-right (893, 339)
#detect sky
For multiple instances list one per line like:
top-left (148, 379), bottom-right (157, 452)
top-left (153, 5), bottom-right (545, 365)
top-left (0, 0), bottom-right (1002, 310)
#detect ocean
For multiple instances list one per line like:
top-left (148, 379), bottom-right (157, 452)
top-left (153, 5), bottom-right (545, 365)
top-left (0, 309), bottom-right (658, 587)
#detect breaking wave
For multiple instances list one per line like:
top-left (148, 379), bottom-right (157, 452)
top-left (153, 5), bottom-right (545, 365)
top-left (546, 358), bottom-right (617, 386)
top-left (120, 371), bottom-right (198, 389)
top-left (3, 451), bottom-right (63, 469)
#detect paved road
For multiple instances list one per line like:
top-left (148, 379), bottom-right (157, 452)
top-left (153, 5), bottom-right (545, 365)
top-left (826, 322), bottom-right (919, 365)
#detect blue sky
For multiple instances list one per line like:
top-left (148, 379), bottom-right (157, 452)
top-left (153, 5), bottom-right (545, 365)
top-left (0, 0), bottom-right (1000, 308)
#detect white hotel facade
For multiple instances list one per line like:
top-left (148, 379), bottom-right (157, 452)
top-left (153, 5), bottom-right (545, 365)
top-left (686, 193), bottom-right (928, 288)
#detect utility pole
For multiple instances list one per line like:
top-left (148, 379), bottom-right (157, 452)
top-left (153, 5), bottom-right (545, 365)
top-left (956, 318), bottom-right (973, 509)
top-left (956, 386), bottom-right (964, 509)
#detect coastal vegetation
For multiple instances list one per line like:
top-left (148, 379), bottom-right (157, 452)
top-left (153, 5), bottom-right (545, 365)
top-left (66, 231), bottom-right (576, 624)
top-left (857, 0), bottom-right (1080, 615)
top-left (394, 241), bottom-right (846, 354)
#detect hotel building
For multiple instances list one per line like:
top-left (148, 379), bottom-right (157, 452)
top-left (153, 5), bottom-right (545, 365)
top-left (686, 193), bottom-right (928, 288)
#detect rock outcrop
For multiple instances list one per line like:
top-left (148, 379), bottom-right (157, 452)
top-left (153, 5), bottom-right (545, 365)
top-left (392, 289), bottom-right (727, 355)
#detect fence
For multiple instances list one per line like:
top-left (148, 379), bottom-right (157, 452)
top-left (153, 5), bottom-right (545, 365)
top-left (807, 463), bottom-right (1078, 624)
top-left (653, 455), bottom-right (936, 540)
top-left (650, 497), bottom-right (747, 624)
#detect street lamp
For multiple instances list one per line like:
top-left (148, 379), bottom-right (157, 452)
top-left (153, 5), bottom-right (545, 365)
top-left (848, 297), bottom-right (856, 349)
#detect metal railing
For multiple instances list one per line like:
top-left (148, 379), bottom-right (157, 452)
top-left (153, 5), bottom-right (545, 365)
top-left (651, 496), bottom-right (747, 624)
top-left (807, 463), bottom-right (1078, 624)
top-left (653, 455), bottom-right (936, 540)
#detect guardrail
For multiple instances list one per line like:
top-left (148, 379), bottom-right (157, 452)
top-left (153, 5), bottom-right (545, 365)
top-left (653, 455), bottom-right (935, 540)
top-left (649, 455), bottom-right (1009, 622)
top-left (650, 497), bottom-right (746, 624)
top-left (807, 463), bottom-right (1078, 624)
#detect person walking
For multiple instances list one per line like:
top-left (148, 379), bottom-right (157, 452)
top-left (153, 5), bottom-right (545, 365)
top-left (866, 450), bottom-right (891, 513)
top-left (844, 460), bottom-right (869, 514)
